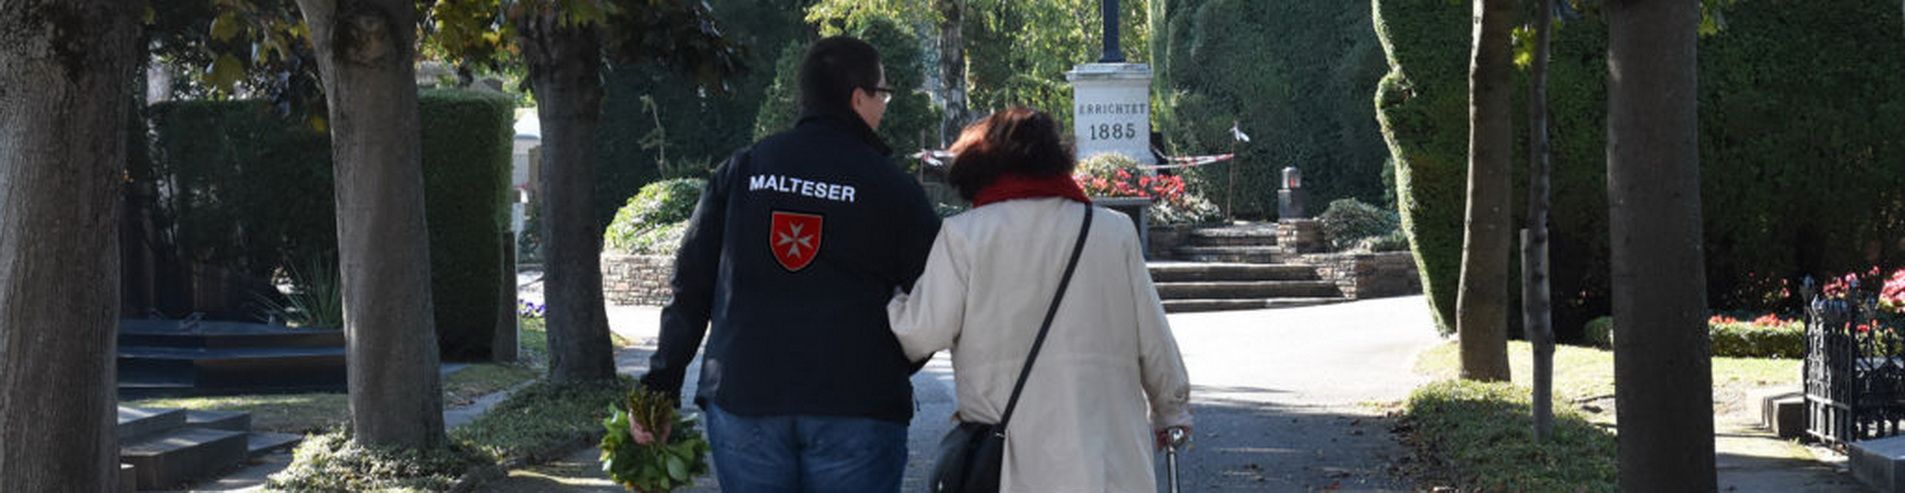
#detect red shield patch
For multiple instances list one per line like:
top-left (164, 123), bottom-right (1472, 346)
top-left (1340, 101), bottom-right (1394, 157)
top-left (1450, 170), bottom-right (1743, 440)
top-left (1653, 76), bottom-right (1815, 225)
top-left (769, 211), bottom-right (824, 272)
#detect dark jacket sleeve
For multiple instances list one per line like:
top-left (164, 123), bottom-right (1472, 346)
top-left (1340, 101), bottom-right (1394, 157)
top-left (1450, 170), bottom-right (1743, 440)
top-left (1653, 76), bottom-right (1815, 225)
top-left (892, 174), bottom-right (943, 294)
top-left (890, 171), bottom-right (942, 373)
top-left (639, 153), bottom-right (740, 403)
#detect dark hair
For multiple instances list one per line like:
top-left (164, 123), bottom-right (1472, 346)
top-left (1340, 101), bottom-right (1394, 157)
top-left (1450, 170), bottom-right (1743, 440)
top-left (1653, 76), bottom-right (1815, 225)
top-left (946, 108), bottom-right (1077, 201)
top-left (798, 36), bottom-right (883, 115)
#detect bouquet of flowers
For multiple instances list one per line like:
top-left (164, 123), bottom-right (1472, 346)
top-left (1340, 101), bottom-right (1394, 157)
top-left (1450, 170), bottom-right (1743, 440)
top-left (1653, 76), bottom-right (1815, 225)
top-left (599, 387), bottom-right (711, 492)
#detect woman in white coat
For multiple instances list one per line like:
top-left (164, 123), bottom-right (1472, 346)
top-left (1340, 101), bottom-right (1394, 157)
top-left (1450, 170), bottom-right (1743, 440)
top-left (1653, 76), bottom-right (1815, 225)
top-left (889, 108), bottom-right (1193, 492)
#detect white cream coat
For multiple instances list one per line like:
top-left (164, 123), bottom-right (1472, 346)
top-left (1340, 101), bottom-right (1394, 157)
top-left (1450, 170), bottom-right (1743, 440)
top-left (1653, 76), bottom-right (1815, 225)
top-left (889, 198), bottom-right (1193, 493)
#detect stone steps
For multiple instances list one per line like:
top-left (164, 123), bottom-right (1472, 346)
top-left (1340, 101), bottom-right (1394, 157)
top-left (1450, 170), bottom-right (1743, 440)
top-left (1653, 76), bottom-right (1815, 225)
top-left (1148, 263), bottom-right (1319, 283)
top-left (116, 406), bottom-right (302, 490)
top-left (1186, 229), bottom-right (1279, 247)
top-left (1172, 246), bottom-right (1295, 264)
top-left (121, 427), bottom-right (249, 490)
top-left (1161, 297), bottom-right (1347, 313)
top-left (1154, 280), bottom-right (1343, 300)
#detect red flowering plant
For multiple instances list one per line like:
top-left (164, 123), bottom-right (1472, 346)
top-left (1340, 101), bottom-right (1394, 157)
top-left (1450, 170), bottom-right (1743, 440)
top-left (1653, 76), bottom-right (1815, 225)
top-left (1073, 153), bottom-right (1222, 224)
top-left (1810, 267), bottom-right (1905, 357)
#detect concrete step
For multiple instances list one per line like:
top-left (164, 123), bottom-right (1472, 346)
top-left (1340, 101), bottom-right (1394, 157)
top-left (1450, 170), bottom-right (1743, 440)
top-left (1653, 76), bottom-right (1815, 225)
top-left (1147, 263), bottom-right (1320, 283)
top-left (120, 427), bottom-right (248, 490)
top-left (117, 407), bottom-right (188, 442)
top-left (1173, 246), bottom-right (1292, 264)
top-left (1187, 230), bottom-right (1279, 247)
top-left (119, 463), bottom-right (136, 493)
top-left (187, 410), bottom-right (251, 432)
top-left (247, 432), bottom-right (303, 459)
top-left (1162, 297), bottom-right (1347, 313)
top-left (1155, 281), bottom-right (1343, 300)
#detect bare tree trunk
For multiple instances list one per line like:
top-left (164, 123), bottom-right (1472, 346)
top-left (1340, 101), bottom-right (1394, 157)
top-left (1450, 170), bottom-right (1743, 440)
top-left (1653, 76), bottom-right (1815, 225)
top-left (517, 13), bottom-right (617, 382)
top-left (1607, 0), bottom-right (1715, 490)
top-left (1523, 0), bottom-right (1557, 442)
top-left (293, 0), bottom-right (447, 449)
top-left (1457, 0), bottom-right (1514, 382)
top-left (936, 0), bottom-right (969, 147)
top-left (0, 0), bottom-right (139, 488)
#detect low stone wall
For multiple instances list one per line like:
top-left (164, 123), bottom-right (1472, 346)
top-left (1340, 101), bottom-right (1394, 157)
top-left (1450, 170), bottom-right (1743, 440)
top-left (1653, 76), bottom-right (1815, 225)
top-left (1298, 251), bottom-right (1423, 300)
top-left (1147, 224), bottom-right (1196, 259)
top-left (602, 254), bottom-right (675, 306)
top-left (1278, 219), bottom-right (1326, 254)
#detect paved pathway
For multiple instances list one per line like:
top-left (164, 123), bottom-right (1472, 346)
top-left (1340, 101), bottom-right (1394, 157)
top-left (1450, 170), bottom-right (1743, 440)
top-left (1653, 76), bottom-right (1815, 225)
top-left (483, 295), bottom-right (1446, 492)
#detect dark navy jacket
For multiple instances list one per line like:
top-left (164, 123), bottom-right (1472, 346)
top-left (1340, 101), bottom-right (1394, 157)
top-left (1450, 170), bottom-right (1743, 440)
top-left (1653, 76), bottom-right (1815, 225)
top-left (639, 111), bottom-right (942, 423)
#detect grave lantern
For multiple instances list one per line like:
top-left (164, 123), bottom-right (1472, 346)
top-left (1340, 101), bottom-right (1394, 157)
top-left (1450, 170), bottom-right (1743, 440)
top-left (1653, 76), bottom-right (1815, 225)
top-left (1278, 166), bottom-right (1306, 220)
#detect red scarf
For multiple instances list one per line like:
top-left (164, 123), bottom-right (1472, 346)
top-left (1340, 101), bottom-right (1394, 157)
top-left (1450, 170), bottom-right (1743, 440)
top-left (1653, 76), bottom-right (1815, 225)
top-left (972, 173), bottom-right (1090, 207)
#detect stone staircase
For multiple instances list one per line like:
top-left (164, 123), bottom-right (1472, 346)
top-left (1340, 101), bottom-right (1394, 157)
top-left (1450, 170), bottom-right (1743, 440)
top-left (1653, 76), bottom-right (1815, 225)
top-left (1149, 223), bottom-right (1348, 313)
top-left (117, 406), bottom-right (302, 491)
top-left (118, 319), bottom-right (347, 399)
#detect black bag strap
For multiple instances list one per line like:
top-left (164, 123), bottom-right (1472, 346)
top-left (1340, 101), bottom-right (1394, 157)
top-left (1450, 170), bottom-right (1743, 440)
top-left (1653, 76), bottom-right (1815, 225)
top-left (995, 203), bottom-right (1093, 434)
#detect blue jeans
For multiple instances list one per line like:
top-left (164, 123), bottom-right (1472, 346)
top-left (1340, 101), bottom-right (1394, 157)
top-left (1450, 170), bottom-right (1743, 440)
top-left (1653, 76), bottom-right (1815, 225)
top-left (702, 404), bottom-right (908, 493)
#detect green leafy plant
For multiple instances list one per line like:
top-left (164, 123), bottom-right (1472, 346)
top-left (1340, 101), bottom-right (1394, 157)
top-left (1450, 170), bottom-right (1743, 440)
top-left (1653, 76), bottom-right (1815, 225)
top-left (1317, 198), bottom-right (1400, 251)
top-left (267, 430), bottom-right (491, 492)
top-left (606, 178), bottom-right (705, 256)
top-left (1402, 380), bottom-right (1617, 492)
top-left (599, 387), bottom-right (711, 492)
top-left (254, 257), bottom-right (343, 329)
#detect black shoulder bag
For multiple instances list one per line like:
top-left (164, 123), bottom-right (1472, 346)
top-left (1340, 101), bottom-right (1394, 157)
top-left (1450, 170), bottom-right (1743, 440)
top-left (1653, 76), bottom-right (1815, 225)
top-left (930, 203), bottom-right (1093, 493)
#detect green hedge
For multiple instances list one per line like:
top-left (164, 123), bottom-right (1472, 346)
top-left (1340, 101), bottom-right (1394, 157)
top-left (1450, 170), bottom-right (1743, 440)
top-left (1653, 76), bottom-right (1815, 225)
top-left (420, 90), bottom-right (516, 361)
top-left (1154, 0), bottom-right (1390, 217)
top-left (1585, 315), bottom-right (1804, 359)
top-left (1373, 0), bottom-right (1905, 338)
top-left (148, 90), bottom-right (515, 361)
top-left (1318, 198), bottom-right (1400, 251)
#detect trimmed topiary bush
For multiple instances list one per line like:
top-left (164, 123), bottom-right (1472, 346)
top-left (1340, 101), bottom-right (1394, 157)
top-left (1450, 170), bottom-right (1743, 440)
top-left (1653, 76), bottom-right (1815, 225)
top-left (147, 90), bottom-right (516, 360)
top-left (607, 178), bottom-right (706, 256)
top-left (1708, 315), bottom-right (1805, 359)
top-left (420, 89), bottom-right (517, 361)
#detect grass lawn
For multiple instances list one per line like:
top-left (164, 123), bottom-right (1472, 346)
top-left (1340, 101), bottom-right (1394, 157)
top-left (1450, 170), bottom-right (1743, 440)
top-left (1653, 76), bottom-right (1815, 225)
top-left (1414, 340), bottom-right (1800, 405)
top-left (130, 322), bottom-right (555, 434)
top-left (1403, 341), bottom-right (1805, 491)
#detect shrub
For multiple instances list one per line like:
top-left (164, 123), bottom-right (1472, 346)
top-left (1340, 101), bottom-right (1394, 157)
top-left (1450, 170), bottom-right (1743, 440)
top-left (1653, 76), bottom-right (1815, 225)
top-left (1708, 314), bottom-right (1805, 359)
top-left (1585, 314), bottom-right (1805, 358)
top-left (149, 91), bottom-right (517, 360)
top-left (421, 89), bottom-right (517, 362)
top-left (1318, 198), bottom-right (1400, 251)
top-left (606, 178), bottom-right (705, 256)
top-left (1402, 380), bottom-right (1617, 492)
top-left (1361, 230), bottom-right (1412, 253)
top-left (1584, 316), bottom-right (1614, 349)
top-left (267, 431), bottom-right (492, 492)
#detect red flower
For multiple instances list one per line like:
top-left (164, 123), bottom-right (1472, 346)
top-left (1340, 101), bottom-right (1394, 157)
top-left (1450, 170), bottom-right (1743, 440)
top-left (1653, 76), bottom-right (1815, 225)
top-left (1752, 314), bottom-right (1784, 326)
top-left (1709, 315), bottom-right (1738, 325)
top-left (1858, 323), bottom-right (1872, 334)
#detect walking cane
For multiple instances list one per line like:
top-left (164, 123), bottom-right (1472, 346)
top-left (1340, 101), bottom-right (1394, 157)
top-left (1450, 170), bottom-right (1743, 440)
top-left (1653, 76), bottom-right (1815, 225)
top-left (1165, 427), bottom-right (1189, 493)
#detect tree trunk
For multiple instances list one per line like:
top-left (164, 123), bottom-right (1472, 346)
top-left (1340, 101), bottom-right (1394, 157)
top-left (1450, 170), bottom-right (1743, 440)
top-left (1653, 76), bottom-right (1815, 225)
top-left (517, 13), bottom-right (617, 383)
top-left (293, 0), bottom-right (447, 449)
top-left (0, 0), bottom-right (139, 488)
top-left (1524, 0), bottom-right (1557, 442)
top-left (1607, 0), bottom-right (1715, 490)
top-left (1457, 0), bottom-right (1514, 382)
top-left (936, 0), bottom-right (969, 147)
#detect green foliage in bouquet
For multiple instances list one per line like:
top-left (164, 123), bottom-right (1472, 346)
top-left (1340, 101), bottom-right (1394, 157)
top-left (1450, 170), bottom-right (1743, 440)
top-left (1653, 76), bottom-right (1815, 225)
top-left (599, 388), bottom-right (711, 492)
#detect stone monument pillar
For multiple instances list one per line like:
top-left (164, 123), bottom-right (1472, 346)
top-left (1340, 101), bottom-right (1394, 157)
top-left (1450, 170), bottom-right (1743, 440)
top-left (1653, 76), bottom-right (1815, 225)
top-left (1067, 0), bottom-right (1155, 165)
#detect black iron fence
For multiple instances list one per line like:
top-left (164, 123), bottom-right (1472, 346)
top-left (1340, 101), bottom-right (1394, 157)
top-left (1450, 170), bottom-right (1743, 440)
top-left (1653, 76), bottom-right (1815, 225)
top-left (1804, 278), bottom-right (1905, 446)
